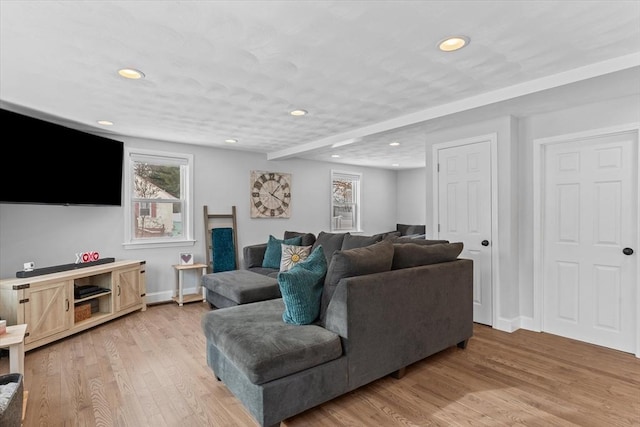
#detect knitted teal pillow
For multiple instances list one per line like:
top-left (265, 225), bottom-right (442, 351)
top-left (262, 235), bottom-right (302, 269)
top-left (278, 245), bottom-right (327, 325)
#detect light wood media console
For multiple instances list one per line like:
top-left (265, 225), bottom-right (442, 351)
top-left (0, 259), bottom-right (146, 351)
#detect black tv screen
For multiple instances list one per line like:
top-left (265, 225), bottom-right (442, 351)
top-left (0, 108), bottom-right (124, 206)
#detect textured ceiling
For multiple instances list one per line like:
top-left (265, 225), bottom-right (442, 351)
top-left (1, 1), bottom-right (639, 169)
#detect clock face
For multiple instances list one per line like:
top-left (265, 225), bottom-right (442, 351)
top-left (250, 171), bottom-right (291, 218)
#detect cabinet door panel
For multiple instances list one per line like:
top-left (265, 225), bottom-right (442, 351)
top-left (114, 267), bottom-right (141, 311)
top-left (25, 280), bottom-right (72, 343)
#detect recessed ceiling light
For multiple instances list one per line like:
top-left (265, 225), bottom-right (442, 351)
top-left (97, 120), bottom-right (113, 126)
top-left (118, 68), bottom-right (145, 79)
top-left (290, 109), bottom-right (308, 116)
top-left (438, 36), bottom-right (470, 52)
top-left (331, 154), bottom-right (340, 158)
top-left (225, 138), bottom-right (238, 144)
top-left (389, 142), bottom-right (400, 146)
top-left (392, 163), bottom-right (400, 167)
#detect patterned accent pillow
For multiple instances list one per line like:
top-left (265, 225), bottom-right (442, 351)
top-left (278, 245), bottom-right (327, 325)
top-left (280, 244), bottom-right (312, 272)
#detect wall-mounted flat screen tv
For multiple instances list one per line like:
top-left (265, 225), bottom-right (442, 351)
top-left (0, 107), bottom-right (124, 206)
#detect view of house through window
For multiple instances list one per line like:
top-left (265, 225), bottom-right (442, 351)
top-left (134, 162), bottom-right (182, 238)
top-left (331, 170), bottom-right (361, 232)
top-left (125, 149), bottom-right (193, 247)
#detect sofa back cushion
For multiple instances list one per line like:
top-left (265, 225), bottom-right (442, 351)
top-left (391, 236), bottom-right (449, 245)
top-left (373, 230), bottom-right (402, 240)
top-left (262, 235), bottom-right (302, 269)
top-left (396, 223), bottom-right (426, 236)
top-left (319, 239), bottom-right (394, 325)
top-left (391, 242), bottom-right (463, 270)
top-left (284, 231), bottom-right (316, 247)
top-left (340, 233), bottom-right (383, 250)
top-left (278, 245), bottom-right (327, 325)
top-left (312, 231), bottom-right (346, 264)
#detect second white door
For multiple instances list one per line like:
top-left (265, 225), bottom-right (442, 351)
top-left (542, 131), bottom-right (638, 353)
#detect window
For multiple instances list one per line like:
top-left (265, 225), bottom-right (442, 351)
top-left (331, 170), bottom-right (361, 232)
top-left (123, 148), bottom-right (194, 249)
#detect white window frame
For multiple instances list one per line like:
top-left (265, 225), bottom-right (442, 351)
top-left (330, 170), bottom-right (362, 233)
top-left (123, 148), bottom-right (195, 249)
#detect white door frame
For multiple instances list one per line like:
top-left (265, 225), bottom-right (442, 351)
top-left (432, 133), bottom-right (500, 328)
top-left (532, 123), bottom-right (640, 357)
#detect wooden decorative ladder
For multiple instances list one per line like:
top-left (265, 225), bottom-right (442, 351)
top-left (203, 206), bottom-right (239, 274)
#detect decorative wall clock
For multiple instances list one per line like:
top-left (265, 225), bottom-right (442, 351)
top-left (250, 170), bottom-right (292, 218)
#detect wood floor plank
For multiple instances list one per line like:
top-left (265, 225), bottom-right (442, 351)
top-left (1, 302), bottom-right (638, 427)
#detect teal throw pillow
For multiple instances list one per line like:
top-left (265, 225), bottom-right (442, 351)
top-left (278, 245), bottom-right (327, 325)
top-left (262, 235), bottom-right (302, 269)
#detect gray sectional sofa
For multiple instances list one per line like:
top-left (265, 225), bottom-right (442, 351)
top-left (201, 235), bottom-right (473, 427)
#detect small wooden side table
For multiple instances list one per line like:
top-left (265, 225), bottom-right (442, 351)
top-left (0, 324), bottom-right (27, 375)
top-left (172, 263), bottom-right (208, 306)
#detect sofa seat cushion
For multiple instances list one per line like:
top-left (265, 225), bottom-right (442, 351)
top-left (246, 267), bottom-right (279, 278)
top-left (202, 298), bottom-right (342, 385)
top-left (202, 270), bottom-right (281, 304)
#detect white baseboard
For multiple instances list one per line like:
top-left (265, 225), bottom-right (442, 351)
top-left (492, 316), bottom-right (540, 333)
top-left (519, 316), bottom-right (540, 332)
top-left (494, 316), bottom-right (521, 332)
top-left (145, 286), bottom-right (202, 305)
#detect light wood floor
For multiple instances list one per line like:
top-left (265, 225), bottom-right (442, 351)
top-left (1, 301), bottom-right (638, 427)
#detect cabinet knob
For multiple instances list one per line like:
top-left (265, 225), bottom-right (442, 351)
top-left (623, 247), bottom-right (634, 255)
top-left (481, 240), bottom-right (490, 247)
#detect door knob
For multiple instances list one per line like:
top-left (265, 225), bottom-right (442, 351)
top-left (623, 247), bottom-right (634, 255)
top-left (481, 240), bottom-right (490, 247)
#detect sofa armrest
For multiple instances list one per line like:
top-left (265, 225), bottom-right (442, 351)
top-left (324, 259), bottom-right (473, 389)
top-left (243, 243), bottom-right (268, 269)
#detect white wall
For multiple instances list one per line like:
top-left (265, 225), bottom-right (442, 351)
top-left (396, 168), bottom-right (426, 227)
top-left (0, 136), bottom-right (398, 303)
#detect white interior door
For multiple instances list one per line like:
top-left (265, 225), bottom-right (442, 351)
top-left (542, 132), bottom-right (638, 353)
top-left (436, 140), bottom-right (493, 325)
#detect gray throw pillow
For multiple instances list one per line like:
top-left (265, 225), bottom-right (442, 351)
top-left (391, 242), bottom-right (463, 270)
top-left (341, 233), bottom-right (383, 250)
top-left (284, 231), bottom-right (316, 247)
top-left (319, 239), bottom-right (394, 324)
top-left (312, 231), bottom-right (346, 264)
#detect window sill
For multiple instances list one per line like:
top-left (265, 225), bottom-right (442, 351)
top-left (123, 239), bottom-right (196, 250)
